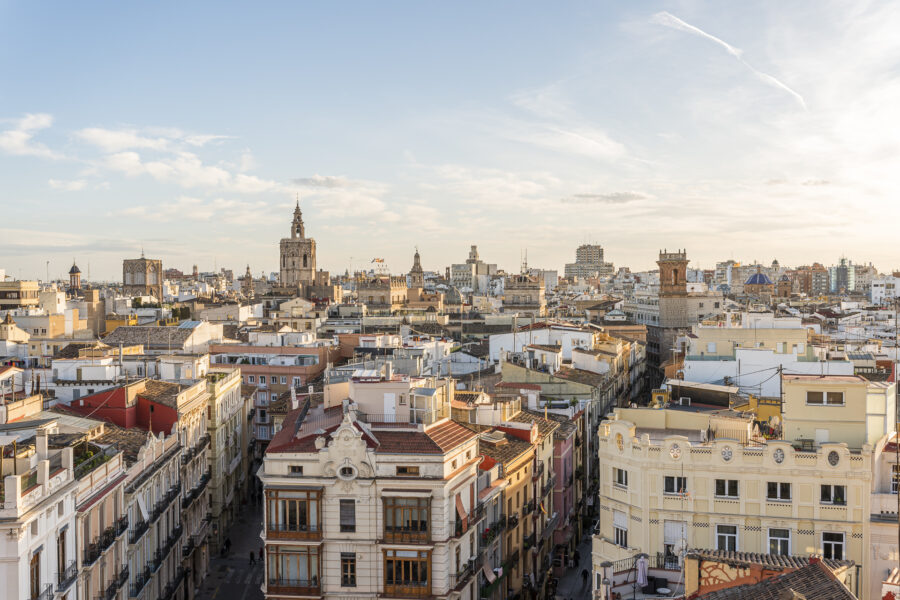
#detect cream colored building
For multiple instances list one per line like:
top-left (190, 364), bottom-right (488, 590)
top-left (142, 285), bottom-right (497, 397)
top-left (591, 378), bottom-right (896, 599)
top-left (0, 279), bottom-right (40, 310)
top-left (205, 367), bottom-right (245, 552)
top-left (260, 388), bottom-right (483, 600)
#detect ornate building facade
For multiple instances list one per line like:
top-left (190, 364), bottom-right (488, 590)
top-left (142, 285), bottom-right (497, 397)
top-left (279, 201), bottom-right (317, 288)
top-left (123, 256), bottom-right (163, 300)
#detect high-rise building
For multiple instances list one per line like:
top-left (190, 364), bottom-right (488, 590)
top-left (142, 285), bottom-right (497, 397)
top-left (564, 244), bottom-right (614, 279)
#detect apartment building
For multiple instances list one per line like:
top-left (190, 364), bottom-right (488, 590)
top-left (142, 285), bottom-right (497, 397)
top-left (204, 368), bottom-right (245, 552)
top-left (65, 378), bottom-right (212, 600)
top-left (260, 390), bottom-right (482, 600)
top-left (0, 279), bottom-right (41, 310)
top-left (0, 419), bottom-right (78, 600)
top-left (591, 371), bottom-right (898, 599)
top-left (208, 342), bottom-right (340, 453)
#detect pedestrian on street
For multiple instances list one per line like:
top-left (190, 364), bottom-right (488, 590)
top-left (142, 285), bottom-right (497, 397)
top-left (250, 550), bottom-right (256, 565)
top-left (259, 547), bottom-right (264, 563)
top-left (581, 568), bottom-right (589, 588)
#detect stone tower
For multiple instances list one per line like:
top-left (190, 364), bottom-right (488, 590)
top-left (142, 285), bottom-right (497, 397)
top-left (123, 256), bottom-right (163, 300)
top-left (409, 247), bottom-right (425, 289)
top-left (279, 199), bottom-right (316, 288)
top-left (69, 260), bottom-right (81, 290)
top-left (657, 249), bottom-right (688, 297)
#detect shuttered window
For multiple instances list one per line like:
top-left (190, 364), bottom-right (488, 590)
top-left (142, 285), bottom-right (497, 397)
top-left (340, 500), bottom-right (356, 532)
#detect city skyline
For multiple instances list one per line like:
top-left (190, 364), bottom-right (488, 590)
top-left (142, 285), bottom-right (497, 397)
top-left (3, 1), bottom-right (900, 278)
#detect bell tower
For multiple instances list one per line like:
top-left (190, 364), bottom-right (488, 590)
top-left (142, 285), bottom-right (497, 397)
top-left (291, 199), bottom-right (305, 239)
top-left (657, 249), bottom-right (688, 297)
top-left (409, 247), bottom-right (425, 289)
top-left (279, 197), bottom-right (316, 289)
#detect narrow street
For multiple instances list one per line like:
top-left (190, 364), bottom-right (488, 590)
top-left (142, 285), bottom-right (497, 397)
top-left (195, 498), bottom-right (265, 600)
top-left (555, 534), bottom-right (594, 600)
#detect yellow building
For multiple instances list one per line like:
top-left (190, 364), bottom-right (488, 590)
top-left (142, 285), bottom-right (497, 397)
top-left (782, 374), bottom-right (896, 449)
top-left (0, 279), bottom-right (40, 310)
top-left (591, 392), bottom-right (893, 598)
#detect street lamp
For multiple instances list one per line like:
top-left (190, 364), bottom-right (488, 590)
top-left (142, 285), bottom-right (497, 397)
top-left (599, 561), bottom-right (613, 600)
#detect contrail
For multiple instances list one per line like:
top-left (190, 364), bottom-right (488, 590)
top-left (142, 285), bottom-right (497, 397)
top-left (651, 11), bottom-right (807, 110)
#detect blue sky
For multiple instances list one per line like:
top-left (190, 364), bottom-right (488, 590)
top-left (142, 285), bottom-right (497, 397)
top-left (2, 1), bottom-right (899, 281)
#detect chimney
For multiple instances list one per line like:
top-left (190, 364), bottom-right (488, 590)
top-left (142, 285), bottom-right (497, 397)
top-left (290, 386), bottom-right (298, 410)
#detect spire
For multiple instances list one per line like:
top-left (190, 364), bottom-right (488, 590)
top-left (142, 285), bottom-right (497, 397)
top-left (291, 194), bottom-right (305, 238)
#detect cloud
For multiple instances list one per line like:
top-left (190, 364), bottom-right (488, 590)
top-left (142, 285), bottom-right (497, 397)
top-left (104, 149), bottom-right (280, 194)
top-left (651, 11), bottom-right (807, 110)
top-left (0, 113), bottom-right (63, 159)
top-left (48, 178), bottom-right (88, 191)
top-left (115, 196), bottom-right (279, 225)
top-left (75, 126), bottom-right (230, 152)
top-left (560, 191), bottom-right (650, 204)
top-left (292, 175), bottom-right (352, 188)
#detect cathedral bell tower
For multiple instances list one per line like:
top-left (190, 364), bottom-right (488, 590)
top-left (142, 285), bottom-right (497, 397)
top-left (279, 198), bottom-right (316, 288)
top-left (409, 247), bottom-right (425, 289)
top-left (292, 200), bottom-right (305, 238)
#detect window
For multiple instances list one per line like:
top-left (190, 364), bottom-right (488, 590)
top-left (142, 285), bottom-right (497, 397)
top-left (340, 500), bottom-right (356, 532)
top-left (248, 375), bottom-right (256, 384)
top-left (289, 465), bottom-right (303, 476)
top-left (768, 528), bottom-right (790, 555)
top-left (341, 553), bottom-right (356, 587)
top-left (397, 466), bottom-right (420, 477)
top-left (806, 391), bottom-right (844, 405)
top-left (706, 342), bottom-right (716, 353)
top-left (30, 550), bottom-right (40, 599)
top-left (613, 468), bottom-right (628, 488)
top-left (613, 510), bottom-right (628, 548)
top-left (271, 376), bottom-right (278, 384)
top-left (266, 489), bottom-right (321, 537)
top-left (384, 550), bottom-right (430, 593)
top-left (281, 376), bottom-right (287, 385)
top-left (451, 460), bottom-right (457, 470)
top-left (664, 476), bottom-right (687, 495)
top-left (820, 485), bottom-right (847, 505)
top-left (293, 377), bottom-right (302, 387)
top-left (267, 545), bottom-right (319, 588)
top-left (893, 465), bottom-right (900, 494)
top-left (767, 482), bottom-right (791, 501)
top-left (823, 532), bottom-right (845, 560)
top-left (715, 479), bottom-right (738, 498)
top-left (384, 497), bottom-right (430, 543)
top-left (339, 466), bottom-right (354, 478)
top-left (716, 525), bottom-right (737, 551)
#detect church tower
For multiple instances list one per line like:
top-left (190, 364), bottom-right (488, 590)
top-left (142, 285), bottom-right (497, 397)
top-left (279, 198), bottom-right (316, 288)
top-left (409, 247), bottom-right (425, 289)
top-left (69, 260), bottom-right (82, 290)
top-left (657, 249), bottom-right (688, 297)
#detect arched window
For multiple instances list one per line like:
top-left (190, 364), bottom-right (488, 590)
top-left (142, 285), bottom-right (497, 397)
top-left (303, 254), bottom-right (308, 268)
top-left (672, 269), bottom-right (678, 285)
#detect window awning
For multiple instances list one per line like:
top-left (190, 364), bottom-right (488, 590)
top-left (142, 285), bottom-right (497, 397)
top-left (137, 495), bottom-right (149, 522)
top-left (455, 494), bottom-right (468, 532)
top-left (482, 563), bottom-right (496, 583)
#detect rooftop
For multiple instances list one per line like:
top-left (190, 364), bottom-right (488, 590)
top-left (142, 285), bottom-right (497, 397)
top-left (694, 560), bottom-right (855, 600)
top-left (138, 379), bottom-right (185, 408)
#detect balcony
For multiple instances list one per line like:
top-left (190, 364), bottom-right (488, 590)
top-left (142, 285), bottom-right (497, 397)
top-left (183, 535), bottom-right (196, 558)
top-left (129, 518), bottom-right (150, 544)
top-left (57, 560), bottom-right (77, 593)
top-left (161, 567), bottom-right (187, 600)
top-left (523, 533), bottom-right (536, 552)
top-left (451, 558), bottom-right (479, 590)
top-left (266, 522), bottom-right (323, 541)
top-left (532, 461), bottom-right (545, 481)
top-left (32, 584), bottom-right (53, 600)
top-left (130, 567), bottom-right (152, 598)
top-left (481, 516), bottom-right (507, 545)
top-left (507, 514), bottom-right (519, 530)
top-left (542, 476), bottom-right (556, 497)
top-left (383, 528), bottom-right (429, 544)
top-left (83, 524), bottom-right (118, 567)
top-left (267, 578), bottom-right (320, 596)
top-left (453, 503), bottom-right (486, 538)
top-left (182, 472), bottom-right (211, 509)
top-left (383, 581), bottom-right (430, 599)
top-left (524, 500), bottom-right (535, 515)
top-left (115, 515), bottom-right (129, 537)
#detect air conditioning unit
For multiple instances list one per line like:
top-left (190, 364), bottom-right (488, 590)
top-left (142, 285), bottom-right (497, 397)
top-left (679, 397), bottom-right (691, 406)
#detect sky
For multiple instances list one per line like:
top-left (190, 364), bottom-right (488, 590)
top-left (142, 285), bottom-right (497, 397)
top-left (2, 1), bottom-right (900, 281)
